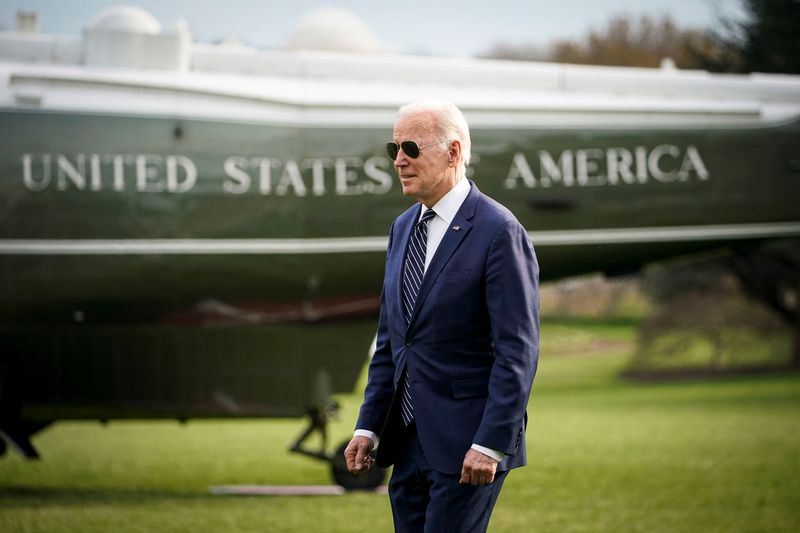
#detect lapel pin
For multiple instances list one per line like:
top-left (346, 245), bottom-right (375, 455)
top-left (452, 225), bottom-right (460, 231)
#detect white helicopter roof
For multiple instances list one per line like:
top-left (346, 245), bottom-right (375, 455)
top-left (1, 5), bottom-right (798, 129)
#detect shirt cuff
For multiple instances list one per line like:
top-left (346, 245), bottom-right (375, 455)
top-left (471, 443), bottom-right (505, 462)
top-left (354, 429), bottom-right (380, 450)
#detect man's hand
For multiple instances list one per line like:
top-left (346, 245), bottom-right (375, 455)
top-left (459, 448), bottom-right (499, 486)
top-left (344, 435), bottom-right (375, 474)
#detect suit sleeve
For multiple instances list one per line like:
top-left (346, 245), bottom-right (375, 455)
top-left (473, 219), bottom-right (540, 454)
top-left (355, 222), bottom-right (398, 435)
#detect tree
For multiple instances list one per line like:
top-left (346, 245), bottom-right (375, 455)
top-left (638, 242), bottom-right (800, 370)
top-left (703, 0), bottom-right (800, 74)
top-left (479, 14), bottom-right (716, 69)
top-left (728, 242), bottom-right (800, 366)
top-left (480, 2), bottom-right (800, 75)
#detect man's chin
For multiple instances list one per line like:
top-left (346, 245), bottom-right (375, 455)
top-left (401, 185), bottom-right (417, 198)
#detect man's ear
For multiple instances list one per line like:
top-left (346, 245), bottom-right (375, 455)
top-left (448, 140), bottom-right (462, 167)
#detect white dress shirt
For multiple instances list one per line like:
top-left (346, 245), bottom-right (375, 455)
top-left (420, 176), bottom-right (471, 273)
top-left (355, 177), bottom-right (505, 463)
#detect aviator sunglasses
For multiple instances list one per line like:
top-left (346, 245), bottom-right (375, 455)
top-left (386, 139), bottom-right (450, 160)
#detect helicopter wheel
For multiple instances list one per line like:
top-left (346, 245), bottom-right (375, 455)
top-left (330, 439), bottom-right (387, 490)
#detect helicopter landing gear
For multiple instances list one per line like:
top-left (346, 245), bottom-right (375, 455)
top-left (289, 403), bottom-right (387, 490)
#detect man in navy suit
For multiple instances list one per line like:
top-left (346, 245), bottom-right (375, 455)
top-left (345, 100), bottom-right (539, 532)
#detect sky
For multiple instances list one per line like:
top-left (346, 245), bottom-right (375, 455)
top-left (0, 0), bottom-right (746, 58)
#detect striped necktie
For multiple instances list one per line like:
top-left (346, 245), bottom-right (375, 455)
top-left (400, 207), bottom-right (435, 425)
top-left (402, 208), bottom-right (436, 324)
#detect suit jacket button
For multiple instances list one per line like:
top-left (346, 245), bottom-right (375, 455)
top-left (405, 340), bottom-right (413, 347)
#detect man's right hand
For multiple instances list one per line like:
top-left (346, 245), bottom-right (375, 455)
top-left (344, 435), bottom-right (375, 474)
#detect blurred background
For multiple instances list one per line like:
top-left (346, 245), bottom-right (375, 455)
top-left (0, 1), bottom-right (798, 531)
top-left (0, 0), bottom-right (750, 58)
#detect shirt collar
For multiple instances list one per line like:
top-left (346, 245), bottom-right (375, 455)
top-left (418, 177), bottom-right (470, 224)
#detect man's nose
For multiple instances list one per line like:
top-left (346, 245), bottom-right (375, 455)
top-left (393, 149), bottom-right (408, 166)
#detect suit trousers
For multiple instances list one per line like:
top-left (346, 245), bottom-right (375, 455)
top-left (388, 422), bottom-right (508, 533)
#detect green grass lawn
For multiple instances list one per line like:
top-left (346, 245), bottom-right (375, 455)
top-left (1, 320), bottom-right (799, 532)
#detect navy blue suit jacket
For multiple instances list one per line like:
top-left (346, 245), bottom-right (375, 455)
top-left (356, 181), bottom-right (540, 475)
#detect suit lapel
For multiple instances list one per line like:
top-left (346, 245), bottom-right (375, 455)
top-left (394, 205), bottom-right (421, 321)
top-left (407, 183), bottom-right (480, 329)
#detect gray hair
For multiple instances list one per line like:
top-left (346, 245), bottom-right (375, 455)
top-left (397, 100), bottom-right (472, 171)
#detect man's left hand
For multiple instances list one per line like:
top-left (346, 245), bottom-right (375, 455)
top-left (459, 448), bottom-right (499, 486)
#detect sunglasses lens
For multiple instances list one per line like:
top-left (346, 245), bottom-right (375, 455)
top-left (386, 141), bottom-right (422, 159)
top-left (401, 141), bottom-right (420, 158)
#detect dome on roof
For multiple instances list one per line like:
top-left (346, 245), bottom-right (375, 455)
top-left (284, 7), bottom-right (382, 53)
top-left (86, 5), bottom-right (161, 34)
